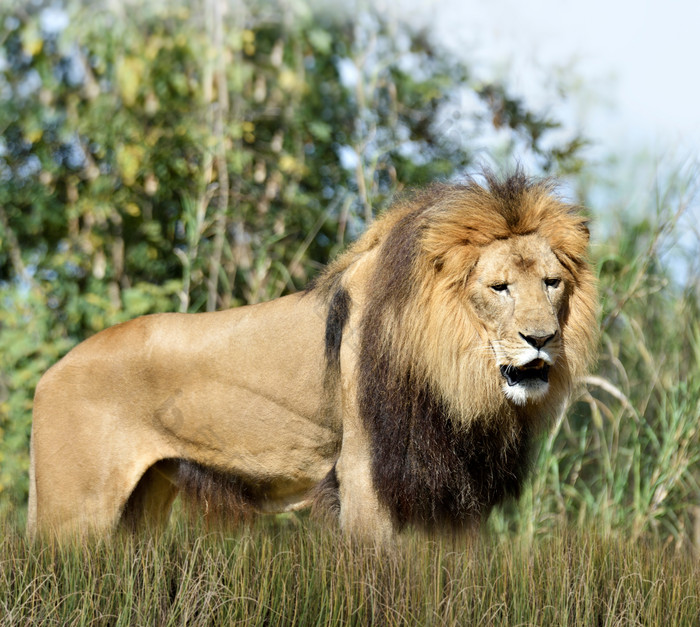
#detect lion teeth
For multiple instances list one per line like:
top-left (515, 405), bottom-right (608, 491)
top-left (524, 358), bottom-right (546, 370)
top-left (500, 363), bottom-right (550, 386)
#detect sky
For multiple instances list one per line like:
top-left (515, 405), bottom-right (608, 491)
top-left (391, 0), bottom-right (700, 160)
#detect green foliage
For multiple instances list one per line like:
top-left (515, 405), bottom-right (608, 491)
top-left (0, 286), bottom-right (73, 509)
top-left (0, 0), bottom-right (583, 309)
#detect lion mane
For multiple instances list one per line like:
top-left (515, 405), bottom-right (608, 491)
top-left (28, 171), bottom-right (597, 541)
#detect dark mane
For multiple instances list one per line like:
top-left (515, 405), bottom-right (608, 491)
top-left (358, 341), bottom-right (532, 530)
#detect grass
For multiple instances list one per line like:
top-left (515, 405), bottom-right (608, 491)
top-left (2, 513), bottom-right (700, 626)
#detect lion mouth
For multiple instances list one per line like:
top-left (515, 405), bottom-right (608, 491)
top-left (500, 359), bottom-right (550, 386)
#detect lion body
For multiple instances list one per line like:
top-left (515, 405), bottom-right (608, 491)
top-left (29, 295), bottom-right (339, 536)
top-left (28, 173), bottom-right (597, 541)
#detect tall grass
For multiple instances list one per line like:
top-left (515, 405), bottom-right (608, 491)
top-left (2, 514), bottom-right (700, 626)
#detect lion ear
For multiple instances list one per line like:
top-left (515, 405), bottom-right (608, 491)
top-left (433, 257), bottom-right (444, 273)
top-left (579, 219), bottom-right (591, 243)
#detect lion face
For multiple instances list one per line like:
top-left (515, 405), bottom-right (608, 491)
top-left (468, 233), bottom-right (568, 405)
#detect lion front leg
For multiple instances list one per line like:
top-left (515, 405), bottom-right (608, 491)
top-left (335, 424), bottom-right (396, 545)
top-left (332, 287), bottom-right (398, 544)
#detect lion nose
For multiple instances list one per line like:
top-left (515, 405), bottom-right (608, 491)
top-left (520, 331), bottom-right (556, 349)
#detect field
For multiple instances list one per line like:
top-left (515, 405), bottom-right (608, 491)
top-left (2, 514), bottom-right (699, 626)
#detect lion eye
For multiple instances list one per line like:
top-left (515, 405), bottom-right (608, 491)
top-left (544, 278), bottom-right (561, 288)
top-left (490, 283), bottom-right (509, 293)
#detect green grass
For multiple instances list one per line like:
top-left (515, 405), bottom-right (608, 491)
top-left (2, 514), bottom-right (699, 626)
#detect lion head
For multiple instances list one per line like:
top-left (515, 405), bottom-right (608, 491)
top-left (462, 231), bottom-right (578, 406)
top-left (418, 173), bottom-right (597, 417)
top-left (323, 171), bottom-right (597, 421)
top-left (316, 171), bottom-right (598, 529)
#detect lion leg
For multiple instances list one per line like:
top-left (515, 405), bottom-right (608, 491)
top-left (334, 311), bottom-right (397, 544)
top-left (335, 414), bottom-right (396, 544)
top-left (120, 460), bottom-right (180, 533)
top-left (30, 453), bottom-right (159, 540)
top-left (31, 467), bottom-right (127, 539)
top-left (30, 429), bottom-right (172, 540)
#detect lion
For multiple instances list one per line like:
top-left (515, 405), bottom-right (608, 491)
top-left (28, 171), bottom-right (598, 542)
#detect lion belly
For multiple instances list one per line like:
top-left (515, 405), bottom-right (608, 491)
top-left (29, 293), bottom-right (339, 536)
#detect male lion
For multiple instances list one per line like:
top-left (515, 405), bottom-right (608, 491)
top-left (28, 172), bottom-right (597, 541)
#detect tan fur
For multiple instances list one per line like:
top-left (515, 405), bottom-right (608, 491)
top-left (29, 295), bottom-right (338, 538)
top-left (28, 173), bottom-right (597, 542)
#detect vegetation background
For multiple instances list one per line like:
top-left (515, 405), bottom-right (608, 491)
top-left (1, 0), bottom-right (699, 623)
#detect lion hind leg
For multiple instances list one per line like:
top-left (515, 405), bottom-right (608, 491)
top-left (120, 459), bottom-right (180, 533)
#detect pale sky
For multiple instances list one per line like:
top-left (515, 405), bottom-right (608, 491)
top-left (394, 0), bottom-right (700, 158)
